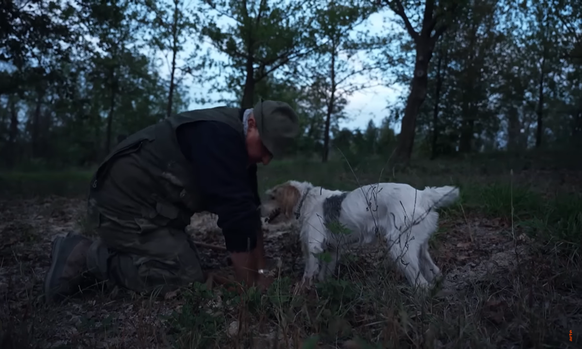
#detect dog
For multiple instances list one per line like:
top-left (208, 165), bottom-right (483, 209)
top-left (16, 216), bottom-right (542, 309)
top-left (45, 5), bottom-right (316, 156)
top-left (260, 180), bottom-right (460, 289)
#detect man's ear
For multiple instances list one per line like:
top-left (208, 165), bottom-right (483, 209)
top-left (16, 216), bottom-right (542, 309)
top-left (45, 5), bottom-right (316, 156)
top-left (247, 115), bottom-right (256, 129)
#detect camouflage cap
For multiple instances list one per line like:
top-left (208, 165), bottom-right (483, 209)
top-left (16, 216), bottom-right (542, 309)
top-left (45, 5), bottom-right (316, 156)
top-left (253, 100), bottom-right (300, 157)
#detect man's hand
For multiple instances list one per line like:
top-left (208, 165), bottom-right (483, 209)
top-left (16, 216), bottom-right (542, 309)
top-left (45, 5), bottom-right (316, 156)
top-left (230, 251), bottom-right (259, 287)
top-left (257, 273), bottom-right (274, 292)
top-left (229, 226), bottom-right (274, 290)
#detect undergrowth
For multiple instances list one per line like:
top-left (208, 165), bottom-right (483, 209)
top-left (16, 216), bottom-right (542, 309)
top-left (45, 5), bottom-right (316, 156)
top-left (1, 154), bottom-right (581, 348)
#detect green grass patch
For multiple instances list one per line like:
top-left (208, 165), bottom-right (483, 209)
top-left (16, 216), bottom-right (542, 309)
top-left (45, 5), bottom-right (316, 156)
top-left (2, 156), bottom-right (581, 251)
top-left (0, 169), bottom-right (93, 198)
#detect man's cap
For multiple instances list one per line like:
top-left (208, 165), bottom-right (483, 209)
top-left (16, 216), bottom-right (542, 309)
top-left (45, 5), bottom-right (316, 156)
top-left (253, 100), bottom-right (300, 157)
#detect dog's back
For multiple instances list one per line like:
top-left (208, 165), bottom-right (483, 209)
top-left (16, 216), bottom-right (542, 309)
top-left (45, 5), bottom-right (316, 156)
top-left (333, 183), bottom-right (460, 242)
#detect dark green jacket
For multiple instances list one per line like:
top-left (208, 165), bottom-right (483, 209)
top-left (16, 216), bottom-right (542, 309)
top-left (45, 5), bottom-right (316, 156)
top-left (89, 106), bottom-right (246, 223)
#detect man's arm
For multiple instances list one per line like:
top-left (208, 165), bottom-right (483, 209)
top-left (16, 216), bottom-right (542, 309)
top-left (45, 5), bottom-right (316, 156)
top-left (248, 164), bottom-right (261, 207)
top-left (177, 121), bottom-right (265, 287)
top-left (246, 163), bottom-right (267, 274)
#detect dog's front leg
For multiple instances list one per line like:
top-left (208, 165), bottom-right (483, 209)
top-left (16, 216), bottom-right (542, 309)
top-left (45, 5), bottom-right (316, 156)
top-left (317, 247), bottom-right (339, 281)
top-left (302, 240), bottom-right (324, 286)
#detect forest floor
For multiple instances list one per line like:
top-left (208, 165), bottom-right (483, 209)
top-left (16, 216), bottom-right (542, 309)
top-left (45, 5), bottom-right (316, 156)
top-left (1, 152), bottom-right (582, 349)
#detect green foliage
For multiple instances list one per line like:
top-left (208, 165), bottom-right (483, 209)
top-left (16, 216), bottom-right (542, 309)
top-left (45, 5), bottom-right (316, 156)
top-left (165, 283), bottom-right (225, 348)
top-left (196, 0), bottom-right (316, 107)
top-left (0, 0), bottom-right (581, 167)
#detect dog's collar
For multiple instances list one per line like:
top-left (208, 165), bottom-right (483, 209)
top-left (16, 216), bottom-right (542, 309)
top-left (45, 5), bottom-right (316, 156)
top-left (294, 188), bottom-right (312, 219)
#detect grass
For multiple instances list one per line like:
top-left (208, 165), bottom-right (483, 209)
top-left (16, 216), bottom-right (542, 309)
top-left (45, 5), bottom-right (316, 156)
top-left (1, 152), bottom-right (582, 348)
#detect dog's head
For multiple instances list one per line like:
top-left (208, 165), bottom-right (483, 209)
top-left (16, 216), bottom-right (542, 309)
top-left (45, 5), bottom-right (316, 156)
top-left (260, 180), bottom-right (311, 223)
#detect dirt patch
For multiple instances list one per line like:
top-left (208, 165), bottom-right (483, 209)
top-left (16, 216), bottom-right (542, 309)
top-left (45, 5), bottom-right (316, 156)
top-left (0, 197), bottom-right (580, 348)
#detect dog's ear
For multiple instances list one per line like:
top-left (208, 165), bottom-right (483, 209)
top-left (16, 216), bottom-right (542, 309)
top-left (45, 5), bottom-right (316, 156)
top-left (277, 184), bottom-right (301, 218)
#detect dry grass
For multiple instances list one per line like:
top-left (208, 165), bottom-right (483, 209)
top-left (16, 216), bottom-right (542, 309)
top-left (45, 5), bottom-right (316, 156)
top-left (1, 153), bottom-right (581, 348)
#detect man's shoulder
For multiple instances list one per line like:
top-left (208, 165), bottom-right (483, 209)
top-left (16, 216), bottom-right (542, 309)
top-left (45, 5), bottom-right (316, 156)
top-left (176, 119), bottom-right (240, 138)
top-left (176, 119), bottom-right (246, 161)
top-left (175, 106), bottom-right (242, 121)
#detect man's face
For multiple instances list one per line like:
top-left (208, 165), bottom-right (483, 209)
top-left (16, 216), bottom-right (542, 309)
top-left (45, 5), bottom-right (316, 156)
top-left (246, 115), bottom-right (273, 165)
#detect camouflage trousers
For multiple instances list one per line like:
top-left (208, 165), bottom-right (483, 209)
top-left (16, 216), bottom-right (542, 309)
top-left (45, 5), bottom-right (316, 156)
top-left (85, 154), bottom-right (205, 295)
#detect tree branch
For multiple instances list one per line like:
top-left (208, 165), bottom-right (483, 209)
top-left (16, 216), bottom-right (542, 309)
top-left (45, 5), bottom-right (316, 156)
top-left (389, 0), bottom-right (419, 41)
top-left (203, 0), bottom-right (239, 22)
top-left (423, 0), bottom-right (435, 30)
top-left (256, 0), bottom-right (267, 26)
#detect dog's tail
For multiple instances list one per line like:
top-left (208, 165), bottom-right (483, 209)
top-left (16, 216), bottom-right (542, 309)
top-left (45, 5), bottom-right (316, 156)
top-left (421, 186), bottom-right (460, 210)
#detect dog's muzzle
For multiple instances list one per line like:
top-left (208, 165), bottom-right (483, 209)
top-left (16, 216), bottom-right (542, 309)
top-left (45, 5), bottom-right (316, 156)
top-left (265, 208), bottom-right (281, 223)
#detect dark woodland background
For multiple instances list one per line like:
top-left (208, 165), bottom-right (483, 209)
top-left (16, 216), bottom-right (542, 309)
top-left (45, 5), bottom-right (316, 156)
top-left (2, 2), bottom-right (582, 348)
top-left (1, 0), bottom-right (580, 170)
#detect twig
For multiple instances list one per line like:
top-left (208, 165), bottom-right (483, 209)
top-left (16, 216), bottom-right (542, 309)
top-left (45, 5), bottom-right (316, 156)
top-left (193, 240), bottom-right (227, 251)
top-left (205, 272), bottom-right (237, 291)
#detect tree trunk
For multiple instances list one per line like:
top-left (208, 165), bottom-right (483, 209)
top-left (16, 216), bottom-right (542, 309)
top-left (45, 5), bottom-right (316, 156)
top-left (573, 108), bottom-right (582, 140)
top-left (507, 106), bottom-right (521, 152)
top-left (94, 116), bottom-right (101, 162)
top-left (458, 117), bottom-right (474, 153)
top-left (393, 43), bottom-right (432, 164)
top-left (389, 0), bottom-right (455, 165)
top-left (32, 91), bottom-right (43, 158)
top-left (105, 68), bottom-right (117, 155)
top-left (535, 54), bottom-right (546, 148)
top-left (241, 56), bottom-right (255, 109)
top-left (458, 22), bottom-right (477, 154)
top-left (166, 0), bottom-right (179, 118)
top-left (430, 48), bottom-right (444, 160)
top-left (7, 97), bottom-right (19, 167)
top-left (322, 49), bottom-right (337, 163)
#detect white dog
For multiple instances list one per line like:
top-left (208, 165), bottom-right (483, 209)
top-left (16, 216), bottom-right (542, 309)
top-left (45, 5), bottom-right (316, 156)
top-left (260, 180), bottom-right (460, 289)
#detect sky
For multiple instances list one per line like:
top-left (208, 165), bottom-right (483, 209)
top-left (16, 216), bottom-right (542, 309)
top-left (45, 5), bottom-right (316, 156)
top-left (155, 6), bottom-right (409, 133)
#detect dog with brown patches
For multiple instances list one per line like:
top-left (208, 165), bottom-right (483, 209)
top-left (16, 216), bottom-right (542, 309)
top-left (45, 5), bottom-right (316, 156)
top-left (260, 180), bottom-right (460, 289)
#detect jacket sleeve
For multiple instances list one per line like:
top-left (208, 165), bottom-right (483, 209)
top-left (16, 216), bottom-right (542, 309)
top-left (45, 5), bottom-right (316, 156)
top-left (248, 164), bottom-right (261, 207)
top-left (176, 121), bottom-right (260, 253)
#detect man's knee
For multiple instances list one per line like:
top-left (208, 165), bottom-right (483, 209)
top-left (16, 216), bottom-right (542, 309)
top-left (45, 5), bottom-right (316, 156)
top-left (88, 226), bottom-right (205, 294)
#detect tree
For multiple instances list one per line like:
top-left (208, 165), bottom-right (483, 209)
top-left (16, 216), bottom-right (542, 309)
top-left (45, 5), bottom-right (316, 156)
top-left (304, 0), bottom-right (380, 162)
top-left (379, 0), bottom-right (459, 164)
top-left (198, 0), bottom-right (316, 108)
top-left (144, 0), bottom-right (200, 118)
top-left (79, 0), bottom-right (146, 154)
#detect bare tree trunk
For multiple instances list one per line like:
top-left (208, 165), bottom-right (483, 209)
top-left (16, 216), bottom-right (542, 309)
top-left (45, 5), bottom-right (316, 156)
top-left (394, 43), bottom-right (431, 163)
top-left (507, 106), bottom-right (521, 152)
top-left (389, 0), bottom-right (455, 165)
top-left (94, 118), bottom-right (101, 162)
top-left (240, 0), bottom-right (256, 109)
top-left (322, 47), bottom-right (337, 163)
top-left (7, 98), bottom-right (19, 167)
top-left (241, 57), bottom-right (255, 108)
top-left (430, 48), bottom-right (444, 160)
top-left (106, 67), bottom-right (117, 155)
top-left (536, 10), bottom-right (551, 148)
top-left (535, 54), bottom-right (546, 148)
top-left (458, 21), bottom-right (477, 154)
top-left (32, 91), bottom-right (43, 158)
top-left (573, 107), bottom-right (582, 140)
top-left (166, 0), bottom-right (179, 118)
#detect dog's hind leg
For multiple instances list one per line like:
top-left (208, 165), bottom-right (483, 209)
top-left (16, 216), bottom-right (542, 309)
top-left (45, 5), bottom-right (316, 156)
top-left (419, 241), bottom-right (441, 283)
top-left (417, 214), bottom-right (442, 283)
top-left (387, 233), bottom-right (429, 288)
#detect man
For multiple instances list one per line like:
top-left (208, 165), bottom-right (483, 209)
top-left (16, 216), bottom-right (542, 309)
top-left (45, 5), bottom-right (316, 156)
top-left (44, 100), bottom-right (300, 302)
